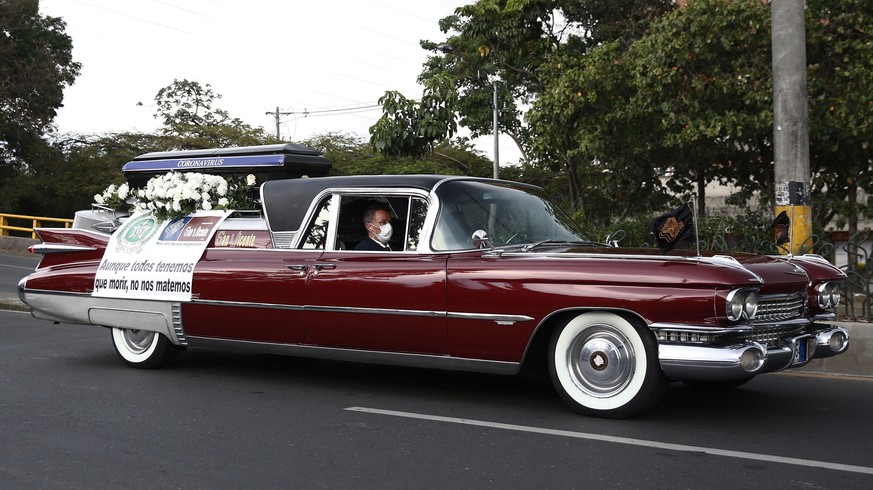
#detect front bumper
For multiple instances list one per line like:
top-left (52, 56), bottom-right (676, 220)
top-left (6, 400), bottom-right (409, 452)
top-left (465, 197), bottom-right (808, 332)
top-left (656, 323), bottom-right (850, 382)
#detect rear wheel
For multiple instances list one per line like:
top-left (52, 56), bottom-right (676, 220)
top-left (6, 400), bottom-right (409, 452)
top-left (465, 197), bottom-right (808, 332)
top-left (111, 328), bottom-right (179, 369)
top-left (548, 312), bottom-right (666, 418)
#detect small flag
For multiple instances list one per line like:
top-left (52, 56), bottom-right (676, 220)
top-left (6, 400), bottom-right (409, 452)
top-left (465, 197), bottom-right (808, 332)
top-left (649, 203), bottom-right (695, 253)
top-left (770, 210), bottom-right (790, 246)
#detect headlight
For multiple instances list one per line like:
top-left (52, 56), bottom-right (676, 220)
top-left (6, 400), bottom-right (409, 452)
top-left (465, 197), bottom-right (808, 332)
top-left (816, 281), bottom-right (841, 309)
top-left (726, 288), bottom-right (759, 321)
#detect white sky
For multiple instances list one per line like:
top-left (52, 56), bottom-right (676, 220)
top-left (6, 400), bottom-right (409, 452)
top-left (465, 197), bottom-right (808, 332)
top-left (39, 0), bottom-right (521, 165)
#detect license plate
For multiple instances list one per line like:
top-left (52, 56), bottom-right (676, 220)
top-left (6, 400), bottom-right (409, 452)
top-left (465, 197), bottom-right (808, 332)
top-left (794, 338), bottom-right (812, 364)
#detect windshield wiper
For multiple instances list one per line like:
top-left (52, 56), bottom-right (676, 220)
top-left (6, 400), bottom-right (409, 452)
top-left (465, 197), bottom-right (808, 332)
top-left (521, 240), bottom-right (606, 252)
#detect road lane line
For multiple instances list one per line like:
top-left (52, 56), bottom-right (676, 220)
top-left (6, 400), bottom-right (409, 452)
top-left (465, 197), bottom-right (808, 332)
top-left (0, 263), bottom-right (35, 270)
top-left (345, 406), bottom-right (873, 476)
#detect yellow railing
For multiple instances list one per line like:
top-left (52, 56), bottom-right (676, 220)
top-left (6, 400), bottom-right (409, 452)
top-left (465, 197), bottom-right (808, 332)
top-left (0, 213), bottom-right (73, 239)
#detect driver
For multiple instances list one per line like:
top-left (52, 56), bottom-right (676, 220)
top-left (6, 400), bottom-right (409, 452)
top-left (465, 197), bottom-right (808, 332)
top-left (355, 204), bottom-right (393, 251)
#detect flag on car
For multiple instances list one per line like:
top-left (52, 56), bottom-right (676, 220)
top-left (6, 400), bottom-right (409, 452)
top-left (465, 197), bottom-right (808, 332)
top-left (649, 203), bottom-right (695, 253)
top-left (770, 210), bottom-right (790, 246)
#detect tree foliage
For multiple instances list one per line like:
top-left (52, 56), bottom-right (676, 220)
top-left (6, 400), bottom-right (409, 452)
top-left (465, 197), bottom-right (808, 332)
top-left (0, 0), bottom-right (80, 167)
top-left (369, 74), bottom-right (458, 159)
top-left (151, 79), bottom-right (274, 149)
top-left (418, 0), bottom-right (674, 210)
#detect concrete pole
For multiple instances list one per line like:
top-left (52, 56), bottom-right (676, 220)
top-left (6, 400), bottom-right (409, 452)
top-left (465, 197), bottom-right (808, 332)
top-left (771, 0), bottom-right (811, 254)
top-left (493, 81), bottom-right (500, 179)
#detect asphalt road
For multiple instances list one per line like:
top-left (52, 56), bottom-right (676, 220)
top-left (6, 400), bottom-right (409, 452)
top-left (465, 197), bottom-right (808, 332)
top-left (2, 310), bottom-right (872, 489)
top-left (0, 252), bottom-right (38, 300)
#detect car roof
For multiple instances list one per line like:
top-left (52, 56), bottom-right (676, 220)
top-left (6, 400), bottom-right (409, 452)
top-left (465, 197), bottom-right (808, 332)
top-left (262, 174), bottom-right (456, 232)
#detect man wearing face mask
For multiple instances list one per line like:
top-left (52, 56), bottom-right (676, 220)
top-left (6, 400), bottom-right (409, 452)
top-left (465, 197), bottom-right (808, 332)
top-left (355, 203), bottom-right (394, 251)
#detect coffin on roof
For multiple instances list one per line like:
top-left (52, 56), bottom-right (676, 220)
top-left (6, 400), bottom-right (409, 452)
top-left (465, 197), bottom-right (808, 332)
top-left (122, 144), bottom-right (331, 187)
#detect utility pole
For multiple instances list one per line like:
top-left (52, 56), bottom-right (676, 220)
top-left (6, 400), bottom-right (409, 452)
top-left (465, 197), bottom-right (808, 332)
top-left (492, 81), bottom-right (499, 179)
top-left (265, 106), bottom-right (293, 140)
top-left (771, 0), bottom-right (811, 254)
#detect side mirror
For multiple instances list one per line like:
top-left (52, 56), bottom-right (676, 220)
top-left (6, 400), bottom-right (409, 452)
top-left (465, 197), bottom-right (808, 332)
top-left (471, 229), bottom-right (492, 249)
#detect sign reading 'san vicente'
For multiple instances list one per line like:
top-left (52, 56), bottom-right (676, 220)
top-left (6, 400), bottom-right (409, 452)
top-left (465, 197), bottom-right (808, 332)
top-left (93, 211), bottom-right (228, 301)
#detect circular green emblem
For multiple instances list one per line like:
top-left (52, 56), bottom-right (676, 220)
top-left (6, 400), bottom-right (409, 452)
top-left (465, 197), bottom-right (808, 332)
top-left (115, 213), bottom-right (160, 253)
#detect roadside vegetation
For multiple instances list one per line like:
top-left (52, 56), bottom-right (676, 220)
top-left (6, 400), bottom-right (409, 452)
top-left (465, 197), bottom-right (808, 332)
top-left (1, 0), bottom-right (870, 250)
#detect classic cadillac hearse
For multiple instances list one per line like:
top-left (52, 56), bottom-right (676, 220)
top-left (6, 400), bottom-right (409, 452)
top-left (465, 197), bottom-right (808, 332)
top-left (18, 144), bottom-right (849, 418)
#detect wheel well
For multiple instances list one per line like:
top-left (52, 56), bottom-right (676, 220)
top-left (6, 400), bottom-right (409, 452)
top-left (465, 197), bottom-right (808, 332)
top-left (519, 309), bottom-right (650, 378)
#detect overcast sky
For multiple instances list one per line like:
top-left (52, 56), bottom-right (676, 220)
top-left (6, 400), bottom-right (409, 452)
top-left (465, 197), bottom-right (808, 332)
top-left (39, 0), bottom-right (520, 165)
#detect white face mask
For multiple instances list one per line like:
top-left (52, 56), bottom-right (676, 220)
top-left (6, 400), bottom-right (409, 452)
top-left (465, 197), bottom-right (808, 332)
top-left (373, 222), bottom-right (393, 244)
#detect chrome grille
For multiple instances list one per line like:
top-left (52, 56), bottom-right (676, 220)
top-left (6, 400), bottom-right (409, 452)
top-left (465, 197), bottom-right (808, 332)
top-left (754, 293), bottom-right (805, 323)
top-left (739, 325), bottom-right (804, 347)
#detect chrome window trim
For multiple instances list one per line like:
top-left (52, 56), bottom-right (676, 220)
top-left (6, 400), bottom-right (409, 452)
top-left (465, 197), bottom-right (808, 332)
top-left (288, 187), bottom-right (435, 252)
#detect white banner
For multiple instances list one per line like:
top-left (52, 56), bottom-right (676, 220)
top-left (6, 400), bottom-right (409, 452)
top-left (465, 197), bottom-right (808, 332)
top-left (93, 211), bottom-right (229, 301)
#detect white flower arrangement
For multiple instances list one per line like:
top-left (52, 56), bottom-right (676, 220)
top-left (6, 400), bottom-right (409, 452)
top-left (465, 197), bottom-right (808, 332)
top-left (93, 183), bottom-right (130, 211)
top-left (94, 172), bottom-right (258, 221)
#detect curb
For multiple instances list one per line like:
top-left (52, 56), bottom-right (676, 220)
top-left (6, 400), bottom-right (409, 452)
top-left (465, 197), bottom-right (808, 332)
top-left (0, 297), bottom-right (30, 313)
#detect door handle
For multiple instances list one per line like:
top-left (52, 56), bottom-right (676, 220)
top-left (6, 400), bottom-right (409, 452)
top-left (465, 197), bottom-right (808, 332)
top-left (286, 264), bottom-right (308, 276)
top-left (312, 263), bottom-right (336, 275)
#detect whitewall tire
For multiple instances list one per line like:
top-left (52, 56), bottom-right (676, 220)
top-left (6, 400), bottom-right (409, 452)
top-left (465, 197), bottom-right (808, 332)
top-left (111, 328), bottom-right (179, 369)
top-left (548, 312), bottom-right (666, 418)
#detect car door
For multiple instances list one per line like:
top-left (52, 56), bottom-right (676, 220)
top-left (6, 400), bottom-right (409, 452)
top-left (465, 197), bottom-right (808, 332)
top-left (303, 193), bottom-right (449, 355)
top-left (182, 196), bottom-right (333, 343)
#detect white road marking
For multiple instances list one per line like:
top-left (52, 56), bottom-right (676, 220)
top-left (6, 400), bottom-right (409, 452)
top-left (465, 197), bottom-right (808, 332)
top-left (345, 406), bottom-right (873, 476)
top-left (0, 263), bottom-right (35, 270)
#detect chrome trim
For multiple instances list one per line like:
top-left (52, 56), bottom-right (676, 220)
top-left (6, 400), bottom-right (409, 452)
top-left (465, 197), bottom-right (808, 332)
top-left (185, 336), bottom-right (521, 375)
top-left (447, 311), bottom-right (535, 325)
top-left (308, 304), bottom-right (444, 318)
top-left (19, 289), bottom-right (185, 345)
top-left (649, 322), bottom-right (753, 334)
top-left (270, 231), bottom-right (296, 249)
top-left (192, 299), bottom-right (531, 325)
top-left (171, 303), bottom-right (187, 346)
top-left (658, 324), bottom-right (850, 382)
top-left (191, 298), bottom-right (305, 311)
top-left (29, 243), bottom-right (97, 254)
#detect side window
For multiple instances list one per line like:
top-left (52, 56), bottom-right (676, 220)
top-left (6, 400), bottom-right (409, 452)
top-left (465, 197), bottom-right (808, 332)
top-left (405, 197), bottom-right (427, 251)
top-left (300, 196), bottom-right (332, 249)
top-left (334, 194), bottom-right (424, 252)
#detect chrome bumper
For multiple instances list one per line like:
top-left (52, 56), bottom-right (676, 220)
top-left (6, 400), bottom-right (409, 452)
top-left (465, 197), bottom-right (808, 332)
top-left (657, 324), bottom-right (850, 382)
top-left (18, 283), bottom-right (187, 346)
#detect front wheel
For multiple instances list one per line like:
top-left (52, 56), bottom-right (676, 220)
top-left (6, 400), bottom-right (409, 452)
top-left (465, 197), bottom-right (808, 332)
top-left (548, 312), bottom-right (666, 418)
top-left (111, 328), bottom-right (179, 369)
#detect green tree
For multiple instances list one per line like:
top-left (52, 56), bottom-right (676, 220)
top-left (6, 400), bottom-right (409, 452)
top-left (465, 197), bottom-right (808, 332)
top-left (151, 79), bottom-right (275, 149)
top-left (418, 0), bottom-right (674, 209)
top-left (0, 0), bottom-right (80, 166)
top-left (527, 0), bottom-right (873, 232)
top-left (0, 0), bottom-right (80, 213)
top-left (369, 74), bottom-right (458, 159)
top-left (806, 0), bottom-right (873, 236)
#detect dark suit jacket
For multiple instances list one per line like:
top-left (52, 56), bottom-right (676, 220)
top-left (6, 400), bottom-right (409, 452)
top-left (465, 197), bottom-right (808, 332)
top-left (355, 237), bottom-right (391, 251)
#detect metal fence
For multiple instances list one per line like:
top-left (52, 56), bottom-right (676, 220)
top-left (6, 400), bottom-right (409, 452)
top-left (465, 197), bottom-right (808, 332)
top-left (0, 213), bottom-right (73, 239)
top-left (839, 231), bottom-right (872, 321)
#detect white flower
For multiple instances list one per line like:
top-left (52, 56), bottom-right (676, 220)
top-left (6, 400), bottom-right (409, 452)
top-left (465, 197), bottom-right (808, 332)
top-left (246, 174), bottom-right (256, 186)
top-left (94, 193), bottom-right (105, 204)
top-left (218, 197), bottom-right (229, 207)
top-left (117, 183), bottom-right (129, 200)
top-left (201, 200), bottom-right (212, 211)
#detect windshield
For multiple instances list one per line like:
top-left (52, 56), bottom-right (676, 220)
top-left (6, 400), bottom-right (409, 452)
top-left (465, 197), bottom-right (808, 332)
top-left (431, 180), bottom-right (591, 251)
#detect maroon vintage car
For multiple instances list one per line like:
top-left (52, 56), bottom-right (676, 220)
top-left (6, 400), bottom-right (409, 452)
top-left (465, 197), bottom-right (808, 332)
top-left (18, 145), bottom-right (849, 418)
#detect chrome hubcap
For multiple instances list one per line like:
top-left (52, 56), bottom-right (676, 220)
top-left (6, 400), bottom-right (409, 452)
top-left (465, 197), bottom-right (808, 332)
top-left (567, 324), bottom-right (635, 398)
top-left (121, 329), bottom-right (154, 355)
